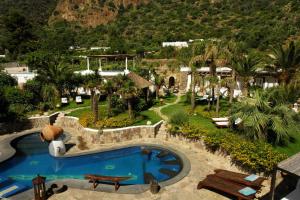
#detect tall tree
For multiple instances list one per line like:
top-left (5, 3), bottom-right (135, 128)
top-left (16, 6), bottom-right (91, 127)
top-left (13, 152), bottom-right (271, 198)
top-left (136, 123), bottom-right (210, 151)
top-left (178, 42), bottom-right (204, 111)
top-left (82, 71), bottom-right (102, 124)
top-left (270, 41), bottom-right (300, 85)
top-left (2, 10), bottom-right (35, 59)
top-left (231, 90), bottom-right (300, 145)
top-left (102, 79), bottom-right (115, 117)
top-left (231, 54), bottom-right (261, 97)
top-left (26, 51), bottom-right (73, 98)
top-left (117, 77), bottom-right (138, 120)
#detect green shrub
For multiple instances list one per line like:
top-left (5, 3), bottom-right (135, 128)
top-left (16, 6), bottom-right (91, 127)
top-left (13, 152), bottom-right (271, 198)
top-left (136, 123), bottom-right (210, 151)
top-left (170, 124), bottom-right (287, 174)
top-left (169, 111), bottom-right (189, 125)
top-left (79, 111), bottom-right (146, 128)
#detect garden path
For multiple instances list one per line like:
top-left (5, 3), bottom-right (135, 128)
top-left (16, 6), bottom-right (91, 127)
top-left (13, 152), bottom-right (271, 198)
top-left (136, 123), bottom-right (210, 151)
top-left (150, 93), bottom-right (183, 121)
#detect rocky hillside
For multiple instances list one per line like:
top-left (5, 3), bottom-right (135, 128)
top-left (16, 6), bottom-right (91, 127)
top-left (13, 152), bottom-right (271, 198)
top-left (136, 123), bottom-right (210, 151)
top-left (49, 0), bottom-right (149, 27)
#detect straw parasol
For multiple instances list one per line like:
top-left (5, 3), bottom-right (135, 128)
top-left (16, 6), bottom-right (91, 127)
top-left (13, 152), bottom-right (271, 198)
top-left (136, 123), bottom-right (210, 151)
top-left (41, 125), bottom-right (63, 142)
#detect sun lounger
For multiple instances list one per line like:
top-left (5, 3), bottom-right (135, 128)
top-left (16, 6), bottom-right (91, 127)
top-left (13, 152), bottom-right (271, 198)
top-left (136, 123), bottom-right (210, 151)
top-left (84, 174), bottom-right (131, 191)
top-left (75, 96), bottom-right (83, 104)
top-left (212, 117), bottom-right (229, 122)
top-left (214, 169), bottom-right (266, 190)
top-left (215, 121), bottom-right (230, 128)
top-left (0, 183), bottom-right (27, 198)
top-left (281, 179), bottom-right (300, 200)
top-left (197, 175), bottom-right (256, 200)
top-left (61, 97), bottom-right (68, 104)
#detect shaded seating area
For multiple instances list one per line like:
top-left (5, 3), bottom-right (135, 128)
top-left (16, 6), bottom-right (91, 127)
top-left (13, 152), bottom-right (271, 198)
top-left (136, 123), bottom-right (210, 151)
top-left (270, 152), bottom-right (300, 200)
top-left (197, 169), bottom-right (266, 200)
top-left (281, 179), bottom-right (300, 200)
top-left (84, 174), bottom-right (131, 191)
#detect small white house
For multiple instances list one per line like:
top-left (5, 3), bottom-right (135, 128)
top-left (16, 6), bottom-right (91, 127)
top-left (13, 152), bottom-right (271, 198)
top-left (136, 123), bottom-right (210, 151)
top-left (2, 64), bottom-right (36, 86)
top-left (162, 41), bottom-right (189, 48)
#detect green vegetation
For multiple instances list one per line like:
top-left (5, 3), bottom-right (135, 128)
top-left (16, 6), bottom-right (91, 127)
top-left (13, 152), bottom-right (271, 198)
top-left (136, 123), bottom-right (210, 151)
top-left (133, 110), bottom-right (162, 126)
top-left (69, 107), bottom-right (161, 128)
top-left (170, 125), bottom-right (287, 174)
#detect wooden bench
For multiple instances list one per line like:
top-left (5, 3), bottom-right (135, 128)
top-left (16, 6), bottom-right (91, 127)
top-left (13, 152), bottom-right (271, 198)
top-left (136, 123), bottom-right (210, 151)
top-left (84, 174), bottom-right (131, 191)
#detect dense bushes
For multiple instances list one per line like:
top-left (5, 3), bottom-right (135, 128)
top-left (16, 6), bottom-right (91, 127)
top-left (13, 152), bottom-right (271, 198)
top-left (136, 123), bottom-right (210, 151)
top-left (169, 111), bottom-right (188, 125)
top-left (168, 125), bottom-right (287, 174)
top-left (79, 112), bottom-right (142, 128)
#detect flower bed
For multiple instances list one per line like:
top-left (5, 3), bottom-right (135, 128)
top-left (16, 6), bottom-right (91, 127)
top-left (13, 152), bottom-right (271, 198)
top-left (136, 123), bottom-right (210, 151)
top-left (169, 125), bottom-right (287, 174)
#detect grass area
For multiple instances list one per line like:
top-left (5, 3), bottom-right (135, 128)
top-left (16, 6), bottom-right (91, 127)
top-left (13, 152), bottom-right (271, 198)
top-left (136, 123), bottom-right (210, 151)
top-left (162, 95), bottom-right (300, 157)
top-left (152, 94), bottom-right (178, 107)
top-left (275, 133), bottom-right (300, 156)
top-left (132, 110), bottom-right (162, 126)
top-left (68, 104), bottom-right (162, 127)
top-left (161, 95), bottom-right (220, 131)
top-left (57, 98), bottom-right (91, 111)
top-left (67, 104), bottom-right (107, 118)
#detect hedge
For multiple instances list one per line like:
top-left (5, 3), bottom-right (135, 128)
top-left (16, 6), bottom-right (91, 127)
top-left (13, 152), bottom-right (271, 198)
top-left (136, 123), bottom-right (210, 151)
top-left (168, 124), bottom-right (287, 174)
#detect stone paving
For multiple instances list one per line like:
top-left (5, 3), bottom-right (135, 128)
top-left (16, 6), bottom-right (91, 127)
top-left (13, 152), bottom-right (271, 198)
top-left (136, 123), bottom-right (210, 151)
top-left (48, 136), bottom-right (271, 200)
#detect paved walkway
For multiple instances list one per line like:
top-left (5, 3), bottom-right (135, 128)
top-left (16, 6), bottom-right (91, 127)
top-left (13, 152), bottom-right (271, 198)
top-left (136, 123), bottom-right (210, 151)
top-left (150, 93), bottom-right (183, 121)
top-left (48, 136), bottom-right (271, 200)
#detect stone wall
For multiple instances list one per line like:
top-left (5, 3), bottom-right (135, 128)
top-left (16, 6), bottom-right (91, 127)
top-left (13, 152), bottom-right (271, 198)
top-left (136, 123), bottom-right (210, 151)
top-left (54, 115), bottom-right (164, 145)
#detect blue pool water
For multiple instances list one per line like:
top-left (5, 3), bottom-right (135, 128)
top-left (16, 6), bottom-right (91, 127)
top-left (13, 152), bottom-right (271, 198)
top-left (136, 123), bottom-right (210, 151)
top-left (0, 133), bottom-right (182, 189)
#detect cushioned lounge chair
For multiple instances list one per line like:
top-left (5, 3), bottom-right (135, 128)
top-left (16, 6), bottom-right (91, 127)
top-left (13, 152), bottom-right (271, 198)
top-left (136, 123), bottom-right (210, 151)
top-left (214, 169), bottom-right (266, 190)
top-left (215, 121), bottom-right (230, 128)
top-left (212, 117), bottom-right (229, 122)
top-left (197, 175), bottom-right (256, 200)
top-left (0, 183), bottom-right (27, 198)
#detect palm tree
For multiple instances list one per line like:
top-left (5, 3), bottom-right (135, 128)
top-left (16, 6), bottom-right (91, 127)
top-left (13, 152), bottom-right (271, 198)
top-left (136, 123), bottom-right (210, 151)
top-left (201, 43), bottom-right (224, 112)
top-left (41, 84), bottom-right (59, 109)
top-left (102, 79), bottom-right (115, 117)
top-left (223, 41), bottom-right (244, 105)
top-left (231, 54), bottom-right (261, 97)
top-left (118, 78), bottom-right (138, 120)
top-left (82, 70), bottom-right (102, 124)
top-left (153, 72), bottom-right (165, 100)
top-left (178, 43), bottom-right (205, 111)
top-left (270, 41), bottom-right (300, 85)
top-left (26, 51), bottom-right (73, 98)
top-left (231, 90), bottom-right (300, 145)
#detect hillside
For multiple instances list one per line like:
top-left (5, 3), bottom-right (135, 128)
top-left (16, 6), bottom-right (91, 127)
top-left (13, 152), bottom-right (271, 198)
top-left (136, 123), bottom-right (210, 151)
top-left (0, 0), bottom-right (300, 52)
top-left (0, 0), bottom-right (57, 24)
top-left (68, 0), bottom-right (300, 50)
top-left (49, 0), bottom-right (149, 27)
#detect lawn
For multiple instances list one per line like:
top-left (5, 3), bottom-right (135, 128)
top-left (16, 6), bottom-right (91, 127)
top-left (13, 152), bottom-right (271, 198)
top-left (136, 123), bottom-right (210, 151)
top-left (132, 110), bottom-right (162, 126)
top-left (275, 133), bottom-right (300, 156)
top-left (162, 95), bottom-right (300, 157)
top-left (67, 104), bottom-right (107, 118)
top-left (68, 104), bottom-right (162, 127)
top-left (161, 95), bottom-right (226, 131)
top-left (152, 94), bottom-right (178, 107)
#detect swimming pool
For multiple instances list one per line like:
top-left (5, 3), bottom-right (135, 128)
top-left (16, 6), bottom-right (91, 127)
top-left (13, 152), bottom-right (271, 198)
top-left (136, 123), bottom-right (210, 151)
top-left (0, 133), bottom-right (184, 189)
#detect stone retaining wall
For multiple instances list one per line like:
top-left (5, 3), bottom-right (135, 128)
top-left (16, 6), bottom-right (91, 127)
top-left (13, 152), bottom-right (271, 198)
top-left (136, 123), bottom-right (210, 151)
top-left (54, 115), bottom-right (164, 145)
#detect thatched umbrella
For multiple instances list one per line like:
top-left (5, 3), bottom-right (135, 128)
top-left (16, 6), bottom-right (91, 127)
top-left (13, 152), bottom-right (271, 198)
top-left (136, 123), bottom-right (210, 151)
top-left (41, 125), bottom-right (63, 142)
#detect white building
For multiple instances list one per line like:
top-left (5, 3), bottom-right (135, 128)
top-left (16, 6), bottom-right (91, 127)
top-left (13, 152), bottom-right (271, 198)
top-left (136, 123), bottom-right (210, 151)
top-left (2, 65), bottom-right (36, 87)
top-left (162, 41), bottom-right (189, 48)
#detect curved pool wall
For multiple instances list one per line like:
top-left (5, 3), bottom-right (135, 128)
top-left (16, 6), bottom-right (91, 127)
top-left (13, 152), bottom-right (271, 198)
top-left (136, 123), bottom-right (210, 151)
top-left (0, 130), bottom-right (190, 195)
